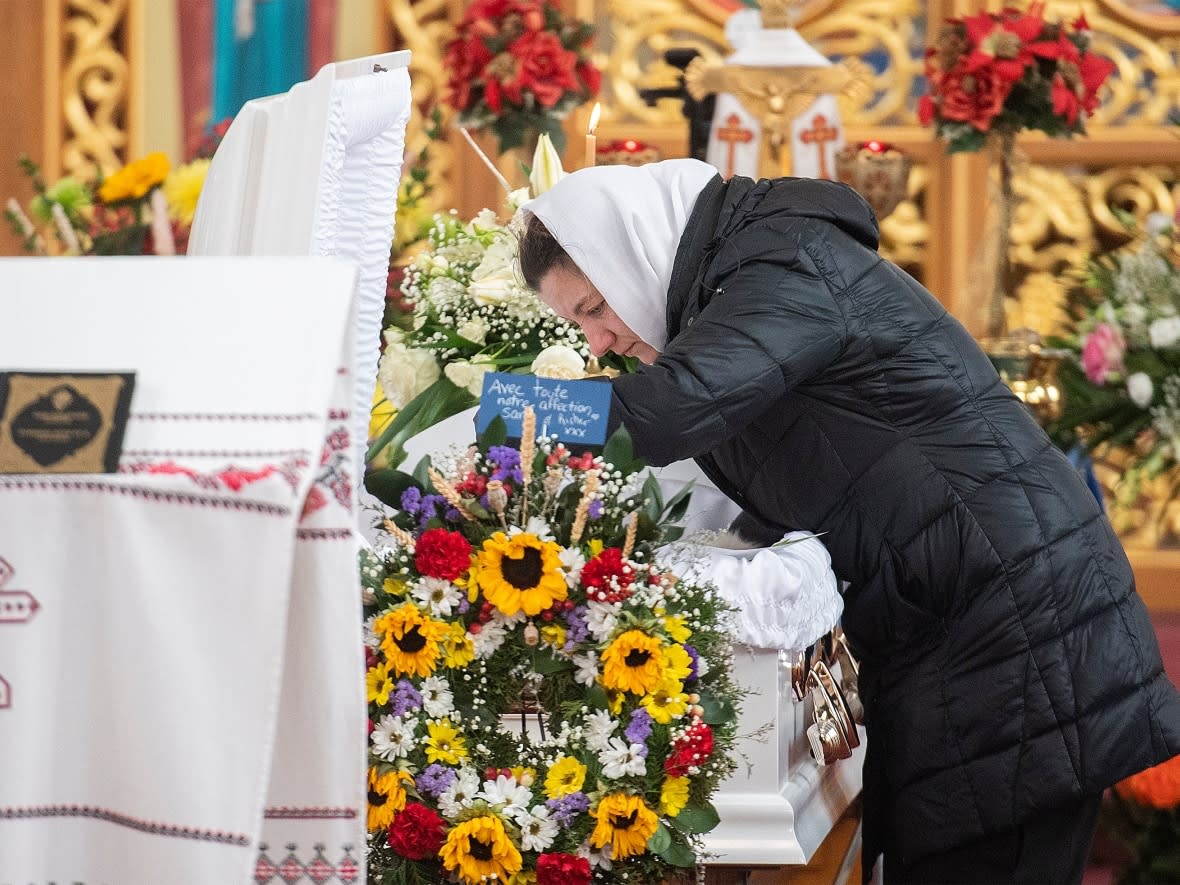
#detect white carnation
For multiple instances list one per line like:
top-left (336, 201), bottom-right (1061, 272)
top-left (532, 344), bottom-right (586, 379)
top-left (457, 316), bottom-right (488, 345)
top-left (1149, 316), bottom-right (1180, 349)
top-left (1128, 371), bottom-right (1155, 408)
top-left (377, 336), bottom-right (440, 409)
top-left (598, 737), bottom-right (648, 779)
top-left (444, 359), bottom-right (493, 398)
top-left (583, 709), bottom-right (617, 753)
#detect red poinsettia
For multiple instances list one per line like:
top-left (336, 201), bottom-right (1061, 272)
top-left (387, 802), bottom-right (447, 860)
top-left (536, 852), bottom-right (592, 884)
top-left (918, 2), bottom-right (1114, 152)
top-left (442, 0), bottom-right (600, 153)
top-left (414, 528), bottom-right (473, 581)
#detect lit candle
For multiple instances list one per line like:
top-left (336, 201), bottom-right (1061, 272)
top-left (150, 187), bottom-right (176, 256)
top-left (584, 102), bottom-right (601, 169)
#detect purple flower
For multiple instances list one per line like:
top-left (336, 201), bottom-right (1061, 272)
top-left (546, 791), bottom-right (590, 825)
top-left (416, 763), bottom-right (456, 797)
top-left (444, 506), bottom-right (462, 523)
top-left (564, 606), bottom-right (589, 644)
top-left (683, 644), bottom-right (700, 683)
top-left (587, 499), bottom-right (604, 520)
top-left (400, 486), bottom-right (422, 515)
top-left (392, 679), bottom-right (422, 716)
top-left (416, 494), bottom-right (447, 529)
top-left (487, 445), bottom-right (524, 484)
top-left (625, 708), bottom-right (653, 744)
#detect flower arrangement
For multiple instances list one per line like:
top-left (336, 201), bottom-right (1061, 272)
top-left (443, 0), bottom-right (602, 154)
top-left (367, 135), bottom-right (629, 472)
top-left (918, 2), bottom-right (1115, 338)
top-left (1047, 213), bottom-right (1180, 515)
top-left (361, 413), bottom-right (740, 884)
top-left (5, 151), bottom-right (210, 256)
top-left (1102, 755), bottom-right (1180, 883)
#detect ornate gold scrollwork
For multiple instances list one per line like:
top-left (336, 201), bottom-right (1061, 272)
top-left (60, 0), bottom-right (132, 177)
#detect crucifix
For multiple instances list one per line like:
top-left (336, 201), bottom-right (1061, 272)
top-left (716, 113), bottom-right (754, 179)
top-left (800, 113), bottom-right (839, 179)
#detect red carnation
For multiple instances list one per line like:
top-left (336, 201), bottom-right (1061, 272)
top-left (536, 852), bottom-right (592, 885)
top-left (665, 721), bottom-right (715, 777)
top-left (414, 528), bottom-right (473, 581)
top-left (581, 547), bottom-right (634, 603)
top-left (387, 802), bottom-right (447, 860)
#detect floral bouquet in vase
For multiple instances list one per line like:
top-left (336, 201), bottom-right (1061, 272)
top-left (443, 0), bottom-right (601, 154)
top-left (361, 411), bottom-right (741, 883)
top-left (918, 2), bottom-right (1115, 339)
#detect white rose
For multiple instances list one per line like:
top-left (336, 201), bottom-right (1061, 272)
top-left (1127, 371), bottom-right (1154, 408)
top-left (532, 344), bottom-right (586, 379)
top-left (444, 359), bottom-right (493, 398)
top-left (377, 339), bottom-right (439, 408)
top-left (457, 317), bottom-right (488, 345)
top-left (471, 208), bottom-right (499, 231)
top-left (1149, 316), bottom-right (1180, 349)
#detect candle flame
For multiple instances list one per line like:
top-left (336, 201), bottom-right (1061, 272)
top-left (587, 102), bottom-right (602, 135)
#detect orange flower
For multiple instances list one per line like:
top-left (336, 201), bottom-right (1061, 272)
top-left (1116, 754), bottom-right (1180, 810)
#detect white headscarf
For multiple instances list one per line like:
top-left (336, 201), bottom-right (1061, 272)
top-left (527, 158), bottom-right (718, 352)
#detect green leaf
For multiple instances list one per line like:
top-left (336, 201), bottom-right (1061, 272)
top-left (479, 415), bottom-right (508, 450)
top-left (363, 468), bottom-right (422, 510)
top-left (663, 480), bottom-right (696, 523)
top-left (699, 693), bottom-right (737, 726)
top-left (672, 803), bottom-right (721, 834)
top-left (585, 683), bottom-right (610, 710)
top-left (657, 839), bottom-right (698, 867)
top-left (365, 376), bottom-right (476, 467)
top-left (530, 650), bottom-right (570, 675)
top-left (647, 822), bottom-right (673, 854)
top-left (602, 425), bottom-right (635, 473)
top-left (411, 455), bottom-right (434, 489)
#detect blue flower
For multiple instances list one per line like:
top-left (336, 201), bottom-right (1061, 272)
top-left (545, 791), bottom-right (590, 825)
top-left (400, 486), bottom-right (422, 515)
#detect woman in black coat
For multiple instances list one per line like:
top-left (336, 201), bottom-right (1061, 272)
top-left (518, 159), bottom-right (1180, 883)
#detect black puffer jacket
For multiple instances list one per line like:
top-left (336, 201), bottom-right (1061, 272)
top-left (611, 174), bottom-right (1180, 864)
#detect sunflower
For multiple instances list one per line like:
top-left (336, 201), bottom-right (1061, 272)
top-left (439, 814), bottom-right (523, 884)
top-left (366, 662), bottom-right (394, 705)
top-left (442, 622), bottom-right (475, 668)
top-left (590, 793), bottom-right (659, 859)
top-left (368, 767), bottom-right (412, 832)
top-left (601, 630), bottom-right (665, 695)
top-left (659, 776), bottom-right (690, 817)
top-left (425, 718), bottom-right (469, 765)
top-left (641, 678), bottom-right (689, 725)
top-left (477, 532), bottom-right (567, 617)
top-left (544, 756), bottom-right (587, 799)
top-left (375, 603), bottom-right (449, 677)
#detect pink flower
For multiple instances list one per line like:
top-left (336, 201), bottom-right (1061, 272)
top-left (1081, 322), bottom-right (1126, 384)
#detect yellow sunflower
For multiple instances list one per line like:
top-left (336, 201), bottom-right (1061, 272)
top-left (601, 630), bottom-right (665, 695)
top-left (375, 603), bottom-right (449, 677)
top-left (544, 756), bottom-right (587, 799)
top-left (425, 718), bottom-right (468, 765)
top-left (365, 662), bottom-right (394, 705)
top-left (641, 678), bottom-right (689, 725)
top-left (442, 622), bottom-right (475, 668)
top-left (439, 814), bottom-right (523, 884)
top-left (477, 532), bottom-right (567, 617)
top-left (367, 767), bottom-right (412, 832)
top-left (659, 776), bottom-right (691, 817)
top-left (590, 793), bottom-right (659, 859)
top-left (97, 152), bottom-right (170, 203)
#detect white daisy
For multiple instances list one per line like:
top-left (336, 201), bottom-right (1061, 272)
top-left (411, 576), bottom-right (463, 617)
top-left (370, 714), bottom-right (417, 761)
top-left (419, 675), bottom-right (455, 718)
top-left (598, 737), bottom-right (648, 779)
top-left (583, 709), bottom-right (617, 753)
top-left (437, 767), bottom-right (481, 818)
top-left (585, 600), bottom-right (619, 641)
top-left (472, 618), bottom-right (509, 658)
top-left (517, 805), bottom-right (559, 852)
top-left (478, 774), bottom-right (534, 820)
top-left (559, 546), bottom-right (586, 586)
top-left (577, 840), bottom-right (613, 871)
top-left (573, 651), bottom-right (599, 687)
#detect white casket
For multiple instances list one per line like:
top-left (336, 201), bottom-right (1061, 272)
top-left (398, 409), bottom-right (865, 867)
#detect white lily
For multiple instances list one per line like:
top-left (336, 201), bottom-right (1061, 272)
top-left (529, 133), bottom-right (567, 197)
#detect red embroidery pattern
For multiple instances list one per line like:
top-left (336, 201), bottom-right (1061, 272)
top-left (255, 843), bottom-right (359, 884)
top-left (0, 805), bottom-right (250, 845)
top-left (119, 456), bottom-right (311, 497)
top-left (0, 479), bottom-right (290, 515)
top-left (301, 426), bottom-right (352, 520)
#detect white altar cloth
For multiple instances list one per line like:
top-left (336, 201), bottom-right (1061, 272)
top-left (0, 258), bottom-right (365, 884)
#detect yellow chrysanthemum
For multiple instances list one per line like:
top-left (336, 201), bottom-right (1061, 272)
top-left (439, 814), bottom-right (523, 884)
top-left (442, 622), bottom-right (475, 668)
top-left (659, 777), bottom-right (691, 817)
top-left (382, 576), bottom-right (407, 597)
top-left (367, 767), bottom-right (412, 832)
top-left (477, 532), bottom-right (567, 617)
top-left (601, 630), bottom-right (665, 695)
top-left (425, 718), bottom-right (468, 765)
top-left (544, 756), bottom-right (587, 799)
top-left (664, 614), bottom-right (692, 643)
top-left (661, 642), bottom-right (693, 684)
top-left (162, 158), bottom-right (210, 225)
top-left (590, 793), bottom-right (659, 860)
top-left (375, 603), bottom-right (449, 677)
top-left (540, 623), bottom-right (566, 649)
top-left (97, 152), bottom-right (170, 203)
top-left (365, 663), bottom-right (394, 705)
top-left (642, 678), bottom-right (690, 725)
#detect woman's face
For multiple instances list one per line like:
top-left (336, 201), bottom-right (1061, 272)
top-left (537, 264), bottom-right (660, 364)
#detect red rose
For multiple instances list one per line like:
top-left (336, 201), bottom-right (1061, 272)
top-left (576, 60), bottom-right (601, 98)
top-left (937, 63), bottom-right (1012, 132)
top-left (387, 802), bottom-right (447, 860)
top-left (444, 36), bottom-right (493, 113)
top-left (536, 852), bottom-right (591, 885)
top-left (508, 30), bottom-right (579, 108)
top-left (414, 528), bottom-right (473, 581)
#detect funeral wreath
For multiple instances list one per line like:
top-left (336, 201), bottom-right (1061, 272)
top-left (361, 412), bottom-right (741, 884)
